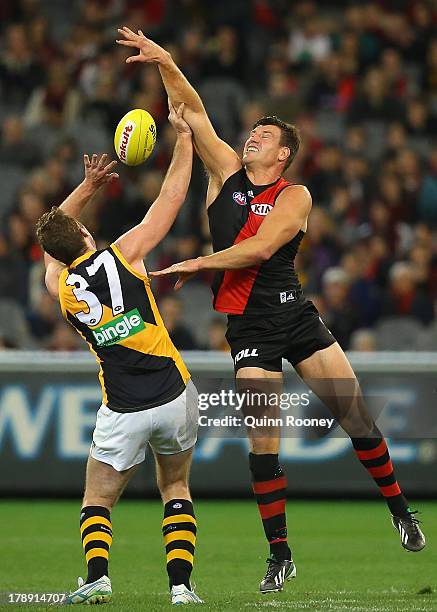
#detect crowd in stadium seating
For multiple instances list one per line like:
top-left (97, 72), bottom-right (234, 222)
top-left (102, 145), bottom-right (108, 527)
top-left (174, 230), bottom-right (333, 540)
top-left (0, 0), bottom-right (436, 352)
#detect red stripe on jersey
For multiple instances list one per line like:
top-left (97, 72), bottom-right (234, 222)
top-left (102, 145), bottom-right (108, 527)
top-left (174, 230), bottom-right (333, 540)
top-left (214, 262), bottom-right (260, 314)
top-left (214, 177), bottom-right (290, 314)
top-left (354, 440), bottom-right (387, 461)
top-left (258, 500), bottom-right (286, 520)
top-left (252, 476), bottom-right (287, 495)
top-left (380, 482), bottom-right (401, 497)
top-left (367, 461), bottom-right (394, 478)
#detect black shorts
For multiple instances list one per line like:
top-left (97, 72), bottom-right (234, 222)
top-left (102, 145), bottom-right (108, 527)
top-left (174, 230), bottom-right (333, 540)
top-left (226, 298), bottom-right (336, 373)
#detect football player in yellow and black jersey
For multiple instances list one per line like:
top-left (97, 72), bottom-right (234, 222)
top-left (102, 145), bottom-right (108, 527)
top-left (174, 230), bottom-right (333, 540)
top-left (36, 103), bottom-right (203, 605)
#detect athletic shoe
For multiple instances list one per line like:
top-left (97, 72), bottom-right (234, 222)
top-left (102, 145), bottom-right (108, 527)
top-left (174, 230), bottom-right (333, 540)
top-left (392, 511), bottom-right (426, 552)
top-left (260, 556), bottom-right (296, 593)
top-left (171, 584), bottom-right (204, 604)
top-left (64, 576), bottom-right (112, 605)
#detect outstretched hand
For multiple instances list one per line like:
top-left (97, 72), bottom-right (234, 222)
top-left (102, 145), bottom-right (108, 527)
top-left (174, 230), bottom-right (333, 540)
top-left (150, 259), bottom-right (200, 290)
top-left (83, 154), bottom-right (119, 190)
top-left (116, 27), bottom-right (170, 65)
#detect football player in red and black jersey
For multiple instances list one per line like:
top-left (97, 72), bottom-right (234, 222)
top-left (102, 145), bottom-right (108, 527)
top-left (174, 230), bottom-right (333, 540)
top-left (117, 27), bottom-right (425, 593)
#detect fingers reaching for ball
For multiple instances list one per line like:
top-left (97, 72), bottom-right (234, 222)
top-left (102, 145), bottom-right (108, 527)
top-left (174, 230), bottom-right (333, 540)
top-left (83, 153), bottom-right (119, 188)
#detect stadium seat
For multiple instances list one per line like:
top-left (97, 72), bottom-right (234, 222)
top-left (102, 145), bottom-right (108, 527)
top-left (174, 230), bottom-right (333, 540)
top-left (316, 110), bottom-right (345, 142)
top-left (199, 78), bottom-right (245, 144)
top-left (414, 321), bottom-right (437, 350)
top-left (375, 317), bottom-right (424, 351)
top-left (67, 120), bottom-right (111, 157)
top-left (0, 166), bottom-right (27, 217)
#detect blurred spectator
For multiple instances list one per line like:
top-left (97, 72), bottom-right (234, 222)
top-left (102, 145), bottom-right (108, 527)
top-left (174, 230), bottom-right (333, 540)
top-left (28, 292), bottom-right (62, 341)
top-left (0, 23), bottom-right (44, 109)
top-left (203, 316), bottom-right (229, 352)
top-left (382, 262), bottom-right (434, 325)
top-left (322, 267), bottom-right (358, 349)
top-left (418, 146), bottom-right (437, 225)
top-left (25, 60), bottom-right (81, 127)
top-left (348, 68), bottom-right (403, 123)
top-left (0, 116), bottom-right (41, 168)
top-left (288, 18), bottom-right (332, 65)
top-left (46, 321), bottom-right (81, 351)
top-left (159, 295), bottom-right (198, 350)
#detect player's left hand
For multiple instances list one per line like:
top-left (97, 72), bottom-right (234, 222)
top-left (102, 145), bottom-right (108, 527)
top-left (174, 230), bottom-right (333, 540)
top-left (150, 258), bottom-right (200, 290)
top-left (116, 27), bottom-right (169, 65)
top-left (83, 154), bottom-right (119, 191)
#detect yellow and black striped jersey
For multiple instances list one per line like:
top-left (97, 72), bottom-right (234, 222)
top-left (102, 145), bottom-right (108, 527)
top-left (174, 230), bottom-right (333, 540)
top-left (58, 243), bottom-right (190, 412)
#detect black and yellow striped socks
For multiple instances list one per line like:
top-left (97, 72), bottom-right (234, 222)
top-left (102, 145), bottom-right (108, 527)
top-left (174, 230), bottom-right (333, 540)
top-left (80, 506), bottom-right (113, 584)
top-left (162, 499), bottom-right (197, 589)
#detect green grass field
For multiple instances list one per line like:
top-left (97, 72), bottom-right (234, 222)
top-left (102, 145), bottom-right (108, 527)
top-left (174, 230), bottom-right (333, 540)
top-left (0, 500), bottom-right (435, 611)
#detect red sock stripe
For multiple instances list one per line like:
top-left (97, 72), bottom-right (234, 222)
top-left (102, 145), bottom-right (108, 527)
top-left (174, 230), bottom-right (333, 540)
top-left (380, 482), bottom-right (401, 497)
top-left (252, 476), bottom-right (286, 495)
top-left (367, 460), bottom-right (394, 478)
top-left (269, 537), bottom-right (287, 544)
top-left (258, 500), bottom-right (285, 520)
top-left (355, 439), bottom-right (387, 461)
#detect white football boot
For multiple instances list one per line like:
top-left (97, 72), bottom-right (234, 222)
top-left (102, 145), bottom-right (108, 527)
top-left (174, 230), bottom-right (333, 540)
top-left (171, 584), bottom-right (203, 604)
top-left (64, 575), bottom-right (112, 604)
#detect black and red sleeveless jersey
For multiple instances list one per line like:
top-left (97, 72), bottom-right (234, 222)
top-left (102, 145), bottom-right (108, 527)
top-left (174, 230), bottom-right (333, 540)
top-left (208, 168), bottom-right (304, 315)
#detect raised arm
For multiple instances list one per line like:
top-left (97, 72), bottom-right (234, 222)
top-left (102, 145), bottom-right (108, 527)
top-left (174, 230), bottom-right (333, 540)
top-left (113, 102), bottom-right (193, 267)
top-left (60, 154), bottom-right (118, 219)
top-left (116, 27), bottom-right (241, 183)
top-left (150, 186), bottom-right (312, 289)
top-left (42, 154), bottom-right (118, 297)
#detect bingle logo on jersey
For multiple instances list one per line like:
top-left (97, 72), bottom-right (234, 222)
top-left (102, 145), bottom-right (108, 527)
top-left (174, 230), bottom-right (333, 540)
top-left (92, 307), bottom-right (145, 347)
top-left (232, 191), bottom-right (247, 206)
top-left (118, 122), bottom-right (135, 162)
top-left (251, 203), bottom-right (273, 216)
top-left (234, 348), bottom-right (259, 362)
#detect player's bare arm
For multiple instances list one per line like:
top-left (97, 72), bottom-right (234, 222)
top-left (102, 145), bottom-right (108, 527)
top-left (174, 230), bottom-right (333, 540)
top-left (150, 185), bottom-right (312, 289)
top-left (113, 102), bottom-right (193, 268)
top-left (116, 27), bottom-right (241, 191)
top-left (43, 154), bottom-right (119, 298)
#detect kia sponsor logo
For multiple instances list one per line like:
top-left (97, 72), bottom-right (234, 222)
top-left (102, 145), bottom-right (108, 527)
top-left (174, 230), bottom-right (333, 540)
top-left (233, 191), bottom-right (247, 206)
top-left (251, 203), bottom-right (273, 216)
top-left (118, 122), bottom-right (135, 162)
top-left (234, 348), bottom-right (259, 362)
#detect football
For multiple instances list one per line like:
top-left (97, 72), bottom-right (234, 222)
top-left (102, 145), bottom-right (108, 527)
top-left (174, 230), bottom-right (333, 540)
top-left (114, 109), bottom-right (157, 166)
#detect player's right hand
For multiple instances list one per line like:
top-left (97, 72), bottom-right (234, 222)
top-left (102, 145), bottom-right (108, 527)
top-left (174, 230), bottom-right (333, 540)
top-left (116, 27), bottom-right (170, 65)
top-left (168, 101), bottom-right (192, 136)
top-left (150, 258), bottom-right (200, 291)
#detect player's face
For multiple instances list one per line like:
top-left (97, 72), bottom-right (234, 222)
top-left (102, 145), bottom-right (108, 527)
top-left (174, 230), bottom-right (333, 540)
top-left (242, 125), bottom-right (284, 168)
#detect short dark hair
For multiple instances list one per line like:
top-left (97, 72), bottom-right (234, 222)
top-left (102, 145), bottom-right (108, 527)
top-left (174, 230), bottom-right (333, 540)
top-left (252, 116), bottom-right (301, 170)
top-left (36, 206), bottom-right (86, 265)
